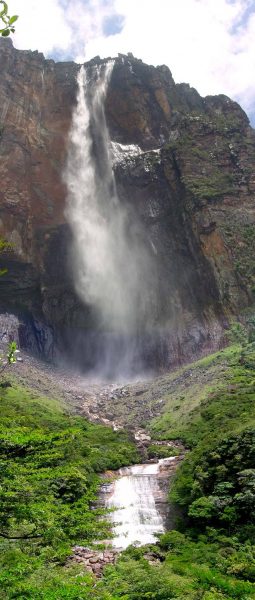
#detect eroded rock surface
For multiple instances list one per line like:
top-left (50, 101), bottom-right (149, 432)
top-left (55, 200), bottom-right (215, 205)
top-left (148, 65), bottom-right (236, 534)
top-left (0, 39), bottom-right (255, 370)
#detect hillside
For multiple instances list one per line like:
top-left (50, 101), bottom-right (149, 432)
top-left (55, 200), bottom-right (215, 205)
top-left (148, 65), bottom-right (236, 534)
top-left (0, 332), bottom-right (255, 598)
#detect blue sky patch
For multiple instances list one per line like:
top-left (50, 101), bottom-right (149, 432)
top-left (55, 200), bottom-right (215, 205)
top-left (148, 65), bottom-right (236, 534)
top-left (229, 0), bottom-right (255, 35)
top-left (102, 13), bottom-right (125, 36)
top-left (50, 48), bottom-right (74, 62)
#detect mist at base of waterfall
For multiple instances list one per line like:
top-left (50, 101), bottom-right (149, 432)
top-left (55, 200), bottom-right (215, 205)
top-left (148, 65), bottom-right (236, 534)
top-left (55, 328), bottom-right (163, 382)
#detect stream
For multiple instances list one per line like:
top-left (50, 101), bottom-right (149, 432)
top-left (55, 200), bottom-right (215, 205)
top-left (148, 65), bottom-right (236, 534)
top-left (101, 457), bottom-right (178, 549)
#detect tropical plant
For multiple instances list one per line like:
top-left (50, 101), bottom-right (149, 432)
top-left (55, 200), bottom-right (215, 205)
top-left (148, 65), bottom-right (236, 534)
top-left (0, 1), bottom-right (18, 37)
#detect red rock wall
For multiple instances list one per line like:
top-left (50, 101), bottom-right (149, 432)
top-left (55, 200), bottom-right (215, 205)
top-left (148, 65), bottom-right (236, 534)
top-left (0, 39), bottom-right (254, 368)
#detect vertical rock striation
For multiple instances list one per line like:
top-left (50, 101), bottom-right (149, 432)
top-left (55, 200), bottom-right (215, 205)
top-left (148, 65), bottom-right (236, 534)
top-left (0, 40), bottom-right (255, 370)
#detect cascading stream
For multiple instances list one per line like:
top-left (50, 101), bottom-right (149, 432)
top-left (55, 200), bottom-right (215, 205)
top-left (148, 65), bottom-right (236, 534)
top-left (102, 459), bottom-right (176, 549)
top-left (64, 62), bottom-right (156, 377)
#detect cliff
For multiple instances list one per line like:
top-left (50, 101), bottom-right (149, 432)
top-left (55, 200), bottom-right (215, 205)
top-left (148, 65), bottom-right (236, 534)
top-left (0, 38), bottom-right (254, 369)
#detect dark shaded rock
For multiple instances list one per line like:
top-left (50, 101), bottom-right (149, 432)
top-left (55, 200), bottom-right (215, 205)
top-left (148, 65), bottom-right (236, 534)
top-left (0, 381), bottom-right (12, 388)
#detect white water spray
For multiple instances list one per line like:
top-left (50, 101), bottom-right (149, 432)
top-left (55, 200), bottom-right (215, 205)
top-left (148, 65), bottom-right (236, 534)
top-left (102, 460), bottom-right (176, 548)
top-left (64, 62), bottom-right (155, 375)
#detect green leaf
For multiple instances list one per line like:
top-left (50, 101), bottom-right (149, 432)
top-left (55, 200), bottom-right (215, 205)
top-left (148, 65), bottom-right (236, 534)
top-left (1, 28), bottom-right (10, 36)
top-left (9, 15), bottom-right (18, 24)
top-left (0, 2), bottom-right (8, 17)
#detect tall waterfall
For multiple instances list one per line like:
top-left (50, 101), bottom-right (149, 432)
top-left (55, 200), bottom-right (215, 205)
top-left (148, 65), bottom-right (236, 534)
top-left (64, 62), bottom-right (155, 377)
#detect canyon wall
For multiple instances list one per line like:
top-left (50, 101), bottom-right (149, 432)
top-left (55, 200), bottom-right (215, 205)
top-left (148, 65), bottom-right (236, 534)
top-left (0, 38), bottom-right (254, 370)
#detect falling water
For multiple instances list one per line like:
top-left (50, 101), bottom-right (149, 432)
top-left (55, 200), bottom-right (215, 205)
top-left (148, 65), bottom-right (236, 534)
top-left (64, 62), bottom-right (155, 377)
top-left (102, 460), bottom-right (176, 549)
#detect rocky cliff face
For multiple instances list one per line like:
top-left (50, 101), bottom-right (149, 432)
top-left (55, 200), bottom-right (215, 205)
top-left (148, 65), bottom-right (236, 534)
top-left (0, 39), bottom-right (254, 370)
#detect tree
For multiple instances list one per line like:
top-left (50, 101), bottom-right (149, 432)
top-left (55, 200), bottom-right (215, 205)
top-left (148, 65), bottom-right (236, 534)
top-left (0, 1), bottom-right (18, 37)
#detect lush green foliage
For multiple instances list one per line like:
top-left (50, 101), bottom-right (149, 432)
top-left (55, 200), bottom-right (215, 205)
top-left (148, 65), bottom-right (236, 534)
top-left (188, 429), bottom-right (255, 529)
top-left (4, 533), bottom-right (255, 599)
top-left (164, 343), bottom-right (255, 532)
top-left (2, 337), bottom-right (255, 598)
top-left (0, 383), bottom-right (138, 598)
top-left (151, 344), bottom-right (255, 447)
top-left (147, 443), bottom-right (180, 459)
top-left (90, 340), bottom-right (255, 600)
top-left (0, 1), bottom-right (18, 36)
top-left (97, 534), bottom-right (255, 599)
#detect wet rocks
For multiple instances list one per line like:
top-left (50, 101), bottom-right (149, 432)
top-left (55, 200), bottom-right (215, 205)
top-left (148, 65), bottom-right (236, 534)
top-left (143, 551), bottom-right (162, 565)
top-left (99, 455), bottom-right (185, 549)
top-left (71, 546), bottom-right (119, 577)
top-left (134, 429), bottom-right (151, 442)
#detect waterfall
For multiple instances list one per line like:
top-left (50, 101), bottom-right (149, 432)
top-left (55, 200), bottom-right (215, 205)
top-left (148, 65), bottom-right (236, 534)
top-left (64, 62), bottom-right (155, 378)
top-left (102, 461), bottom-right (175, 548)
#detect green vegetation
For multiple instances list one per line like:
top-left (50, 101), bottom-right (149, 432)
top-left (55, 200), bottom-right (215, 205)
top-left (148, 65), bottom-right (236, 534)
top-left (182, 171), bottom-right (235, 200)
top-left (187, 428), bottom-right (255, 531)
top-left (151, 343), bottom-right (255, 445)
top-left (167, 341), bottom-right (255, 535)
top-left (97, 535), bottom-right (255, 599)
top-left (163, 109), bottom-right (253, 205)
top-left (147, 443), bottom-right (180, 459)
top-left (0, 341), bottom-right (17, 374)
top-left (2, 335), bottom-right (255, 597)
top-left (0, 1), bottom-right (18, 36)
top-left (151, 342), bottom-right (255, 519)
top-left (0, 383), bottom-right (138, 598)
top-left (113, 339), bottom-right (255, 598)
top-left (222, 223), bottom-right (255, 293)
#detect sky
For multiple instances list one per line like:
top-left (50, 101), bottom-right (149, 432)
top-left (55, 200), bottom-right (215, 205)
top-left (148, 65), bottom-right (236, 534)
top-left (7, 0), bottom-right (255, 124)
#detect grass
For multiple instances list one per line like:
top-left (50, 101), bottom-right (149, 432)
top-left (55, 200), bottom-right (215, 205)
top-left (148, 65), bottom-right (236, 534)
top-left (150, 344), bottom-right (255, 446)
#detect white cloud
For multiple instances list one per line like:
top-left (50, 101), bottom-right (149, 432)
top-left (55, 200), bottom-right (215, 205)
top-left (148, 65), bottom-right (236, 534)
top-left (8, 0), bottom-right (117, 58)
top-left (7, 0), bottom-right (255, 121)
top-left (83, 0), bottom-right (255, 119)
top-left (9, 0), bottom-right (72, 55)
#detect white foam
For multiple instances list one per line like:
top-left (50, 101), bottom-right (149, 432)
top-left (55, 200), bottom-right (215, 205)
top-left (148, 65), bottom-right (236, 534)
top-left (105, 462), bottom-right (166, 548)
top-left (111, 141), bottom-right (143, 164)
